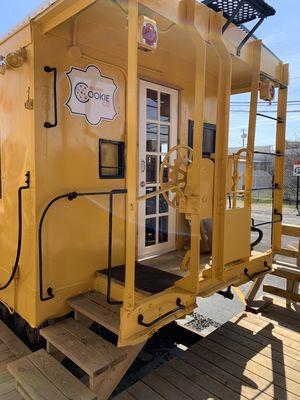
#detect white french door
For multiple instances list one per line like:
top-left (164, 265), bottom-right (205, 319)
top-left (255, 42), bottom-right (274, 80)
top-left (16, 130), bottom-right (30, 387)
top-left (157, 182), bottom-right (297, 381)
top-left (138, 80), bottom-right (178, 259)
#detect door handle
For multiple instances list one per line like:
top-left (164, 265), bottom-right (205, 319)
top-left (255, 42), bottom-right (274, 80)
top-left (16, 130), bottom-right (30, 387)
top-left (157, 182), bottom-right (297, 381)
top-left (141, 160), bottom-right (146, 172)
top-left (140, 181), bottom-right (146, 188)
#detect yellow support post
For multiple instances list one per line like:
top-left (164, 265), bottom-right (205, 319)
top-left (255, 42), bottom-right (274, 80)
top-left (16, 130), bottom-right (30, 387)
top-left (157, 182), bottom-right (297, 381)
top-left (124, 0), bottom-right (138, 312)
top-left (272, 63), bottom-right (289, 251)
top-left (245, 40), bottom-right (262, 207)
top-left (210, 12), bottom-right (232, 280)
top-left (186, 0), bottom-right (206, 293)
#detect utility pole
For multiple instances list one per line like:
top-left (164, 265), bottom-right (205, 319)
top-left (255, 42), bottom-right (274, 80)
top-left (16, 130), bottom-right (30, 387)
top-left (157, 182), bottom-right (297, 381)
top-left (241, 128), bottom-right (247, 147)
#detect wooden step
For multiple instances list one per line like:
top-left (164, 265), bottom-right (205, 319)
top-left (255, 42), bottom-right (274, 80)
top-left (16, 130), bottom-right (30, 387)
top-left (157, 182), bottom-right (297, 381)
top-left (40, 318), bottom-right (126, 378)
top-left (7, 349), bottom-right (96, 400)
top-left (263, 285), bottom-right (300, 302)
top-left (272, 265), bottom-right (300, 281)
top-left (67, 291), bottom-right (120, 334)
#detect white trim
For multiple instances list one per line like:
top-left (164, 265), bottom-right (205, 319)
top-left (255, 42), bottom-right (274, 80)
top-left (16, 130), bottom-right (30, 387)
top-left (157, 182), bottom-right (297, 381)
top-left (138, 80), bottom-right (178, 259)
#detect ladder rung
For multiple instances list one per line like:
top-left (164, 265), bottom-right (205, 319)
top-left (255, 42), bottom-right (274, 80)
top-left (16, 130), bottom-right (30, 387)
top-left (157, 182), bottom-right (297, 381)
top-left (252, 184), bottom-right (279, 191)
top-left (254, 151), bottom-right (284, 157)
top-left (257, 113), bottom-right (284, 123)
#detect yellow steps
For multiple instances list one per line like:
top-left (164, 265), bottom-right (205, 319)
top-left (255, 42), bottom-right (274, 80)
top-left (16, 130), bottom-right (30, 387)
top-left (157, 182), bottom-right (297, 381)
top-left (67, 292), bottom-right (120, 335)
top-left (40, 318), bottom-right (126, 377)
top-left (7, 349), bottom-right (96, 400)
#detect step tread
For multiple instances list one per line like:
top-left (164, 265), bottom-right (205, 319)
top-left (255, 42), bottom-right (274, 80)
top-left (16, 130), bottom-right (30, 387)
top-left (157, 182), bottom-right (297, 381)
top-left (40, 318), bottom-right (125, 376)
top-left (0, 321), bottom-right (30, 359)
top-left (67, 292), bottom-right (120, 334)
top-left (8, 349), bottom-right (96, 400)
top-left (272, 265), bottom-right (300, 281)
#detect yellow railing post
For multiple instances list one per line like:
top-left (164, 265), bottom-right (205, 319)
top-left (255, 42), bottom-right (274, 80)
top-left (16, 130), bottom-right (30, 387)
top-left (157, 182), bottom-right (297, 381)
top-left (209, 12), bottom-right (232, 280)
top-left (124, 0), bottom-right (138, 312)
top-left (272, 63), bottom-right (289, 251)
top-left (245, 40), bottom-right (262, 208)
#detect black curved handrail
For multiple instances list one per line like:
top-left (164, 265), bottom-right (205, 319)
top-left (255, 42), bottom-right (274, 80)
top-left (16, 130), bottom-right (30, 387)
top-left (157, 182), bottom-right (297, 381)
top-left (44, 66), bottom-right (58, 128)
top-left (38, 189), bottom-right (127, 302)
top-left (137, 298), bottom-right (185, 327)
top-left (0, 172), bottom-right (30, 291)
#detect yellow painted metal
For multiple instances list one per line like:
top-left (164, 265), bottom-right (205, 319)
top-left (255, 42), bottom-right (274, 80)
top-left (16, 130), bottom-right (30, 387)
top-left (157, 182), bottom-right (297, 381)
top-left (123, 0), bottom-right (138, 313)
top-left (245, 40), bottom-right (262, 207)
top-left (0, 0), bottom-right (289, 347)
top-left (209, 11), bottom-right (232, 281)
top-left (272, 63), bottom-right (289, 251)
top-left (35, 0), bottom-right (97, 34)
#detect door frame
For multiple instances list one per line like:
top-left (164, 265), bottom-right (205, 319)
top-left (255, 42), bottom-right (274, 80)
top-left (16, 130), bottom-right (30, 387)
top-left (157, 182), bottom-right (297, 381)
top-left (137, 79), bottom-right (179, 259)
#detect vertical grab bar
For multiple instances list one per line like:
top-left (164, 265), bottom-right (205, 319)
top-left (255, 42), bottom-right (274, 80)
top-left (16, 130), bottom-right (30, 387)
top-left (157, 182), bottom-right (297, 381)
top-left (44, 66), bottom-right (58, 128)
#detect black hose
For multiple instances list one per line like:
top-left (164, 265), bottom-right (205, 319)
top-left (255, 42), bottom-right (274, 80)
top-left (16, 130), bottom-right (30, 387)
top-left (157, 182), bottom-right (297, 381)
top-left (250, 226), bottom-right (264, 250)
top-left (39, 190), bottom-right (111, 301)
top-left (0, 172), bottom-right (30, 291)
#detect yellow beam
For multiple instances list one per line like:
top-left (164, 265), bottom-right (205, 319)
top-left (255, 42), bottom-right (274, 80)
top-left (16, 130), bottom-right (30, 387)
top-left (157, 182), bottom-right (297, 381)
top-left (35, 0), bottom-right (96, 34)
top-left (124, 0), bottom-right (138, 312)
top-left (209, 12), bottom-right (232, 280)
top-left (245, 40), bottom-right (262, 207)
top-left (272, 63), bottom-right (289, 251)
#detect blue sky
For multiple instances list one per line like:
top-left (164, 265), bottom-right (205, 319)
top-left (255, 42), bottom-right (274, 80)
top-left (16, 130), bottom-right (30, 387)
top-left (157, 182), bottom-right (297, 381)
top-left (0, 0), bottom-right (299, 148)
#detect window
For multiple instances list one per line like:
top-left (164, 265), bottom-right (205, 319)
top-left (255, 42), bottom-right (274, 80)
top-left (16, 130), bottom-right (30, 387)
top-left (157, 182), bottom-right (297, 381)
top-left (188, 120), bottom-right (216, 157)
top-left (99, 139), bottom-right (125, 179)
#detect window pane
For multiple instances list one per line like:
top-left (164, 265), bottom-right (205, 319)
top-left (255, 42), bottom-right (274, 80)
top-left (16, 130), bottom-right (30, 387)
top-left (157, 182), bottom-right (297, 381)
top-left (159, 216), bottom-right (168, 243)
top-left (159, 194), bottom-right (168, 213)
top-left (160, 125), bottom-right (169, 153)
top-left (146, 123), bottom-right (158, 152)
top-left (146, 155), bottom-right (157, 183)
top-left (145, 217), bottom-right (156, 246)
top-left (146, 186), bottom-right (156, 215)
top-left (147, 89), bottom-right (158, 120)
top-left (160, 155), bottom-right (168, 183)
top-left (160, 92), bottom-right (170, 122)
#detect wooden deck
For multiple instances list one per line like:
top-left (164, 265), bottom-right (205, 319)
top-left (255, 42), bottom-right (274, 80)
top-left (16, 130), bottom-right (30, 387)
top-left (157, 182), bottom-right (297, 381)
top-left (115, 300), bottom-right (300, 400)
top-left (0, 320), bottom-right (30, 399)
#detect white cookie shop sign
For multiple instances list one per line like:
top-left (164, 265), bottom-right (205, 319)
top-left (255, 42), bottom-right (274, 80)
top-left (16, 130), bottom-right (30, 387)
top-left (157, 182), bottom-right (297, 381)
top-left (65, 64), bottom-right (118, 126)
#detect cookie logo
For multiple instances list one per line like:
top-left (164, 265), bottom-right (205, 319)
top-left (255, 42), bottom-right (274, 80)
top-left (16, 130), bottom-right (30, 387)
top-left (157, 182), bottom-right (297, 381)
top-left (65, 65), bottom-right (117, 126)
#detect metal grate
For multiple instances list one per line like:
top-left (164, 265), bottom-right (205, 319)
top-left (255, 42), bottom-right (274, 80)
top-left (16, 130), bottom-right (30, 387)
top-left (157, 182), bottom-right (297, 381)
top-left (202, 0), bottom-right (275, 25)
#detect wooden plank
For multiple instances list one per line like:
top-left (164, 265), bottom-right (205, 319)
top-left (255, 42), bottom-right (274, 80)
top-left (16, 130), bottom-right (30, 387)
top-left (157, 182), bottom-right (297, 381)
top-left (1, 390), bottom-right (24, 400)
top-left (229, 314), bottom-right (300, 352)
top-left (127, 381), bottom-right (165, 400)
top-left (224, 318), bottom-right (300, 361)
top-left (179, 346), bottom-right (272, 400)
top-left (142, 371), bottom-right (192, 400)
top-left (243, 311), bottom-right (300, 343)
top-left (8, 357), bottom-right (68, 400)
top-left (40, 319), bottom-right (125, 376)
top-left (59, 318), bottom-right (125, 366)
top-left (84, 292), bottom-right (120, 315)
top-left (276, 248), bottom-right (298, 259)
top-left (282, 224), bottom-right (300, 238)
top-left (0, 369), bottom-right (16, 396)
top-left (208, 330), bottom-right (300, 384)
top-left (272, 266), bottom-right (300, 282)
top-left (0, 321), bottom-right (30, 358)
top-left (113, 391), bottom-right (136, 400)
top-left (169, 356), bottom-right (239, 400)
top-left (254, 309), bottom-right (300, 335)
top-left (220, 324), bottom-right (300, 372)
top-left (67, 295), bottom-right (120, 334)
top-left (195, 338), bottom-right (300, 398)
top-left (264, 300), bottom-right (300, 322)
top-left (27, 350), bottom-right (96, 400)
top-left (155, 363), bottom-right (216, 400)
top-left (190, 342), bottom-right (298, 400)
top-left (263, 285), bottom-right (300, 303)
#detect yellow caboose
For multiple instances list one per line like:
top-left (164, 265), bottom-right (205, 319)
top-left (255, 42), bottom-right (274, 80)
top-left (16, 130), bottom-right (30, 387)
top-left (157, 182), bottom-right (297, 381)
top-left (0, 0), bottom-right (290, 396)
